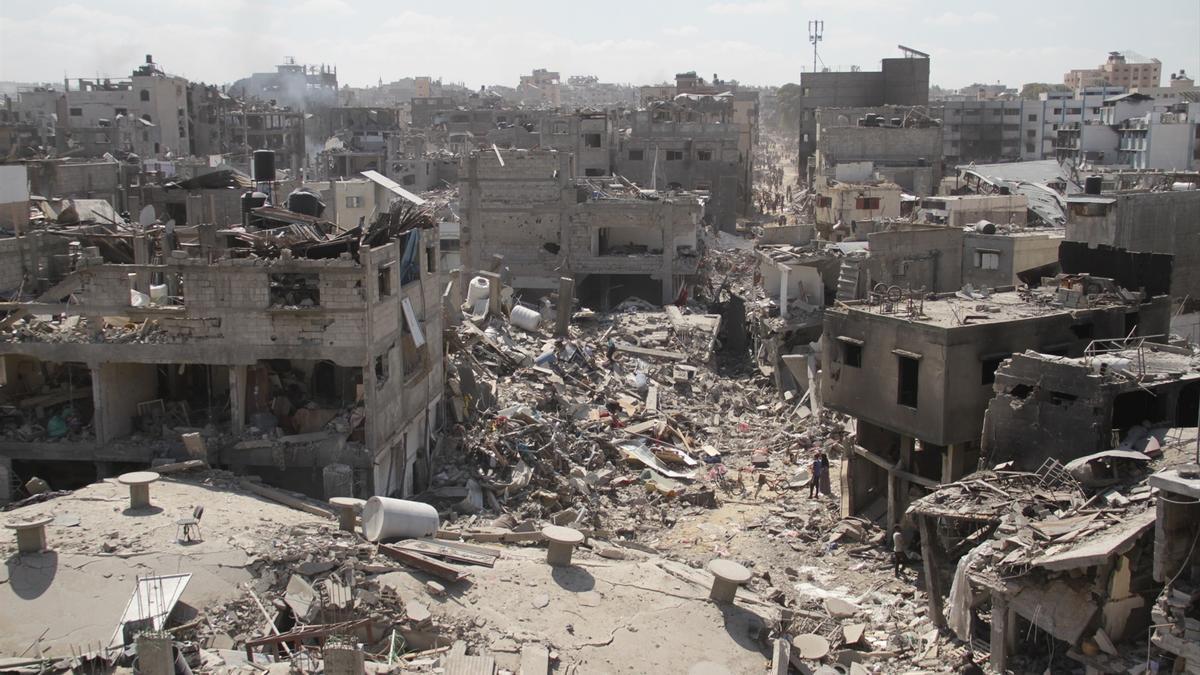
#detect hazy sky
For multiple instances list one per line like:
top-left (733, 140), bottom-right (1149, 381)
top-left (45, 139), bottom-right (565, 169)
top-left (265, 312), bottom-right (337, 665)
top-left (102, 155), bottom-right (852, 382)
top-left (2, 0), bottom-right (1197, 90)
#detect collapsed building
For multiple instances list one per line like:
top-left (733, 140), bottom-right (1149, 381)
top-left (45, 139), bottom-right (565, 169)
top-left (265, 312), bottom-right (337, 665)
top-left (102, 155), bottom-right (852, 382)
top-left (813, 106), bottom-right (943, 196)
top-left (822, 275), bottom-right (1171, 528)
top-left (458, 149), bottom-right (701, 306)
top-left (0, 160), bottom-right (444, 502)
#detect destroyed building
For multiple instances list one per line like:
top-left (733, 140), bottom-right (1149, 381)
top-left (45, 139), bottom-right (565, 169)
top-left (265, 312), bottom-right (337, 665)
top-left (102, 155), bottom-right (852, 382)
top-left (982, 342), bottom-right (1200, 470)
top-left (1066, 187), bottom-right (1200, 310)
top-left (616, 99), bottom-right (750, 229)
top-left (797, 46), bottom-right (931, 174)
top-left (0, 178), bottom-right (444, 501)
top-left (813, 181), bottom-right (903, 239)
top-left (813, 106), bottom-right (943, 195)
top-left (822, 277), bottom-right (1171, 527)
top-left (459, 149), bottom-right (701, 306)
top-left (229, 58), bottom-right (339, 112)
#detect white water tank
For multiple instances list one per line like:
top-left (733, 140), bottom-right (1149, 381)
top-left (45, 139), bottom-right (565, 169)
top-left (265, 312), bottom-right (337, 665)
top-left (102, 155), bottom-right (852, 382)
top-left (361, 497), bottom-right (440, 542)
top-left (510, 305), bottom-right (542, 331)
top-left (466, 276), bottom-right (491, 303)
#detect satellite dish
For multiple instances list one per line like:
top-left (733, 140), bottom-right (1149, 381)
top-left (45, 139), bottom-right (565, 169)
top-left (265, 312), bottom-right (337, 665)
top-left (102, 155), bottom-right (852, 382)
top-left (138, 205), bottom-right (156, 227)
top-left (164, 219), bottom-right (176, 234)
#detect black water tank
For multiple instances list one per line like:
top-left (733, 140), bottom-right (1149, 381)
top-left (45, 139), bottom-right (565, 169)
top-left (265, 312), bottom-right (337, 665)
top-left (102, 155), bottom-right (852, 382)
top-left (1085, 175), bottom-right (1103, 195)
top-left (286, 187), bottom-right (325, 217)
top-left (241, 190), bottom-right (267, 213)
top-left (253, 150), bottom-right (276, 183)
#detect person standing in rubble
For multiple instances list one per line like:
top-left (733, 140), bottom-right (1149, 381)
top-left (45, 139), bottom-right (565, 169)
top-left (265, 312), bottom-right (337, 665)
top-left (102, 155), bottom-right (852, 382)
top-left (808, 451), bottom-right (824, 498)
top-left (818, 451), bottom-right (832, 496)
top-left (892, 528), bottom-right (907, 577)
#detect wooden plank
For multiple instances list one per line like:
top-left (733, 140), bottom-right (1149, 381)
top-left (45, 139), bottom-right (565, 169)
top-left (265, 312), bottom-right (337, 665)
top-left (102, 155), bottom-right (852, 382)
top-left (378, 544), bottom-right (469, 582)
top-left (393, 539), bottom-right (498, 567)
top-left (614, 343), bottom-right (686, 361)
top-left (645, 384), bottom-right (659, 413)
top-left (238, 479), bottom-right (334, 519)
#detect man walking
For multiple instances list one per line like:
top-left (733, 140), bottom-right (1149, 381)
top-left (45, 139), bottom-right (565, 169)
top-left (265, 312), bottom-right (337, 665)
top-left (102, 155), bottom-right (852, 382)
top-left (893, 528), bottom-right (906, 577)
top-left (808, 451), bottom-right (824, 498)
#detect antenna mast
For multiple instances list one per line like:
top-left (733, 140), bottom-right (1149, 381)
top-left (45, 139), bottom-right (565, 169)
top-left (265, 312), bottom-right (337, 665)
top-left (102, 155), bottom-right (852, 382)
top-left (808, 20), bottom-right (824, 73)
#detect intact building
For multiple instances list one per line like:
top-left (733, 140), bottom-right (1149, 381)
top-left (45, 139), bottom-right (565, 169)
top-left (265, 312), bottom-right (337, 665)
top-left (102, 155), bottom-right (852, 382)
top-left (1065, 52), bottom-right (1162, 93)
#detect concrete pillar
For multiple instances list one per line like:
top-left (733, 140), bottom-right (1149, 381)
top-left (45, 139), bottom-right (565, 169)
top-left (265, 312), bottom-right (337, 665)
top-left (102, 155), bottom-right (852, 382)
top-left (555, 277), bottom-right (575, 336)
top-left (229, 365), bottom-right (247, 435)
top-left (323, 463), bottom-right (354, 499)
top-left (135, 634), bottom-right (174, 675)
top-left (323, 642), bottom-right (365, 675)
top-left (660, 214), bottom-right (675, 305)
top-left (918, 515), bottom-right (945, 628)
top-left (132, 235), bottom-right (151, 292)
top-left (0, 456), bottom-right (11, 505)
top-left (942, 443), bottom-right (967, 483)
top-left (778, 265), bottom-right (789, 320)
top-left (479, 270), bottom-right (502, 317)
top-left (89, 363), bottom-right (109, 444)
top-left (443, 268), bottom-right (463, 327)
top-left (197, 223), bottom-right (216, 260)
top-left (990, 593), bottom-right (1013, 673)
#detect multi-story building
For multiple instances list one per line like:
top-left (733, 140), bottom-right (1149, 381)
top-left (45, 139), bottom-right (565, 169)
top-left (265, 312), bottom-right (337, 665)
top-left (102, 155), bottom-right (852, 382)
top-left (0, 203), bottom-right (444, 500)
top-left (1116, 103), bottom-right (1200, 170)
top-left (813, 107), bottom-right (943, 195)
top-left (229, 58), bottom-right (338, 112)
top-left (55, 55), bottom-right (191, 158)
top-left (517, 69), bottom-right (561, 107)
top-left (1065, 52), bottom-right (1162, 93)
top-left (822, 280), bottom-right (1170, 528)
top-left (459, 149), bottom-right (702, 306)
top-left (796, 46), bottom-right (930, 175)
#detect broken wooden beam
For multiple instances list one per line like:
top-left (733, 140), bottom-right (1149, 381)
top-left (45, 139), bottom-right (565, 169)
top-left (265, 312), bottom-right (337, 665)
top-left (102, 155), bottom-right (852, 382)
top-left (378, 543), bottom-right (470, 582)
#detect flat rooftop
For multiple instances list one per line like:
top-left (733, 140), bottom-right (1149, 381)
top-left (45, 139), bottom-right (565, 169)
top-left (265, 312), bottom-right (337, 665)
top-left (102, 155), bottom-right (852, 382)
top-left (839, 285), bottom-right (1138, 329)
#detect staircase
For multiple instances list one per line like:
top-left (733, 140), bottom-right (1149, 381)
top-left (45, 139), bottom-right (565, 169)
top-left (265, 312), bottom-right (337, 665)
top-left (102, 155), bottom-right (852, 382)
top-left (836, 258), bottom-right (861, 301)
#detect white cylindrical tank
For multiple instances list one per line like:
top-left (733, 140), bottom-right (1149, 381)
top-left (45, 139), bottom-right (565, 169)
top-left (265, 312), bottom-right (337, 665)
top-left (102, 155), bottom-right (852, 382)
top-left (510, 305), bottom-right (542, 331)
top-left (149, 284), bottom-right (168, 302)
top-left (361, 497), bottom-right (440, 542)
top-left (466, 276), bottom-right (491, 303)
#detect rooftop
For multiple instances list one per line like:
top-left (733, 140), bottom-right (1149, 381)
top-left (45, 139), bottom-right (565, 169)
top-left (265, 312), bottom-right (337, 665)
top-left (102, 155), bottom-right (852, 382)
top-left (838, 277), bottom-right (1143, 328)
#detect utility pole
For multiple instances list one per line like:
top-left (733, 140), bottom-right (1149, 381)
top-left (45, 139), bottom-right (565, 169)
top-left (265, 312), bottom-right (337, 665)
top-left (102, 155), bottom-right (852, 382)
top-left (808, 20), bottom-right (824, 73)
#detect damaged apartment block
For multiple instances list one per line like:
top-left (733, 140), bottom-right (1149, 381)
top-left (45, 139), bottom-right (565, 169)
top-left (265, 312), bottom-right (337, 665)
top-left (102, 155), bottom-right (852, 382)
top-left (459, 148), bottom-right (701, 307)
top-left (822, 273), bottom-right (1171, 529)
top-left (0, 181), bottom-right (443, 501)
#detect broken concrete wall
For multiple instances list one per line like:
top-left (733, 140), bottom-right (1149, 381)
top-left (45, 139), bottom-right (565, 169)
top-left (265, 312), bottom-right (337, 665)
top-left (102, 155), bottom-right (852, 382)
top-left (0, 232), bottom-right (71, 294)
top-left (1066, 190), bottom-right (1200, 309)
top-left (982, 353), bottom-right (1112, 469)
top-left (823, 297), bottom-right (1171, 449)
top-left (865, 226), bottom-right (963, 294)
top-left (962, 232), bottom-right (1062, 290)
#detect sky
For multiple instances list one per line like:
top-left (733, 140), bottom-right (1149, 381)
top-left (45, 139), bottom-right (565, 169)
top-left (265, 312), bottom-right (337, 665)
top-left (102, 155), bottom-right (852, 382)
top-left (1, 0), bottom-right (1197, 91)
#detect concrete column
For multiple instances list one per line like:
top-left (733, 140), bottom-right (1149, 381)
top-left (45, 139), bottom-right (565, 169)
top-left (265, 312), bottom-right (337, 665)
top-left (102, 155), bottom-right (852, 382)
top-left (555, 277), bottom-right (574, 336)
top-left (229, 365), bottom-right (247, 435)
top-left (89, 363), bottom-right (109, 444)
top-left (660, 213), bottom-right (675, 305)
top-left (135, 634), bottom-right (175, 675)
top-left (443, 268), bottom-right (463, 327)
top-left (323, 642), bottom-right (364, 675)
top-left (918, 515), bottom-right (945, 628)
top-left (132, 235), bottom-right (151, 292)
top-left (479, 270), bottom-right (502, 317)
top-left (990, 593), bottom-right (1012, 673)
top-left (942, 443), bottom-right (967, 483)
top-left (0, 456), bottom-right (11, 505)
top-left (778, 265), bottom-right (790, 320)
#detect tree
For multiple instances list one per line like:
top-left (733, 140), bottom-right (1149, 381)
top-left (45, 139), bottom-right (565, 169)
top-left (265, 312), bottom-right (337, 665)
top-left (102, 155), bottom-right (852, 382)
top-left (775, 83), bottom-right (804, 130)
top-left (1020, 82), bottom-right (1072, 100)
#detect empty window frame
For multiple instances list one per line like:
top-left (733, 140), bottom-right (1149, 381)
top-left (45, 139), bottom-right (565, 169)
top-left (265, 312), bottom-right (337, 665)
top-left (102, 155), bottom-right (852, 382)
top-left (269, 273), bottom-right (320, 307)
top-left (855, 196), bottom-right (881, 209)
top-left (697, 150), bottom-right (713, 161)
top-left (896, 352), bottom-right (920, 408)
top-left (837, 336), bottom-right (863, 367)
top-left (665, 150), bottom-right (684, 161)
top-left (628, 149), bottom-right (644, 161)
top-left (974, 249), bottom-right (1000, 270)
top-left (377, 264), bottom-right (393, 298)
top-left (583, 133), bottom-right (602, 148)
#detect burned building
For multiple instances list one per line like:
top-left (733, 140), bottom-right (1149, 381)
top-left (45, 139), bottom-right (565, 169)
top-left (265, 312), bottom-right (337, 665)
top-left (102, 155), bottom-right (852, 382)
top-left (823, 277), bottom-right (1171, 527)
top-left (459, 149), bottom-right (701, 306)
top-left (1066, 188), bottom-right (1200, 310)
